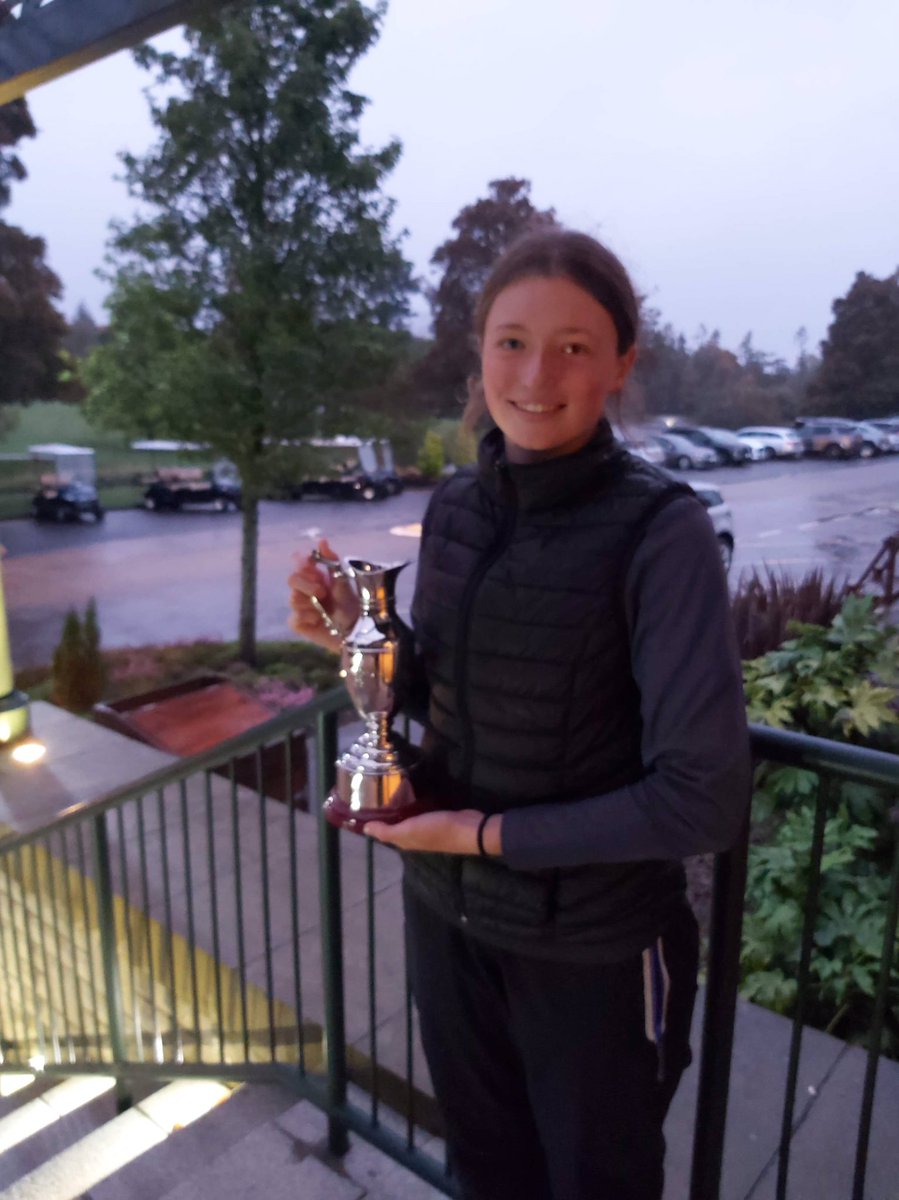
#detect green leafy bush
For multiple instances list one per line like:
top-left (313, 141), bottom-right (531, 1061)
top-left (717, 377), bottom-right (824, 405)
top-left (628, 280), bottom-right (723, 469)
top-left (743, 595), bottom-right (899, 742)
top-left (51, 601), bottom-right (107, 713)
top-left (417, 430), bottom-right (445, 480)
top-left (741, 596), bottom-right (899, 1054)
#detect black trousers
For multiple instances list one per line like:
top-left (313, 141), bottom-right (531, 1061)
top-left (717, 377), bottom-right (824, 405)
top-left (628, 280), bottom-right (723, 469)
top-left (404, 886), bottom-right (699, 1200)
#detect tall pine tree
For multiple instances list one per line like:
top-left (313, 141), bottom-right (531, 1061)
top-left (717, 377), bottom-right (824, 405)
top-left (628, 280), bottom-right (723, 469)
top-left (416, 179), bottom-right (557, 416)
top-left (805, 270), bottom-right (899, 419)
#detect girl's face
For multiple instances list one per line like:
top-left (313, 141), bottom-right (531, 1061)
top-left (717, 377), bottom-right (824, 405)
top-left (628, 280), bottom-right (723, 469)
top-left (480, 275), bottom-right (636, 464)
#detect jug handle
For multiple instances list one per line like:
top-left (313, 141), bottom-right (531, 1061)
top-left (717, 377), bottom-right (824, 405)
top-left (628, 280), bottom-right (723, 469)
top-left (307, 548), bottom-right (348, 642)
top-left (307, 594), bottom-right (344, 644)
top-left (311, 547), bottom-right (347, 579)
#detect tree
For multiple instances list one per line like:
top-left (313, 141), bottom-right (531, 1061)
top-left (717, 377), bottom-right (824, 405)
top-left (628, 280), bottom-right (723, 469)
top-left (0, 98), bottom-right (35, 209)
top-left (50, 600), bottom-right (106, 712)
top-left (416, 178), bottom-right (557, 416)
top-left (85, 1), bottom-right (415, 664)
top-left (0, 99), bottom-right (69, 419)
top-left (51, 609), bottom-right (84, 711)
top-left (63, 303), bottom-right (105, 359)
top-left (805, 270), bottom-right (899, 419)
top-left (632, 309), bottom-right (691, 420)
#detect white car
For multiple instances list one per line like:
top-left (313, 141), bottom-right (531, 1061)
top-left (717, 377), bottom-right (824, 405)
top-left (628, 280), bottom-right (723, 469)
top-left (737, 435), bottom-right (773, 462)
top-left (627, 439), bottom-right (666, 466)
top-left (736, 426), bottom-right (804, 459)
top-left (689, 481), bottom-right (734, 573)
top-left (854, 422), bottom-right (895, 457)
top-left (867, 419), bottom-right (899, 452)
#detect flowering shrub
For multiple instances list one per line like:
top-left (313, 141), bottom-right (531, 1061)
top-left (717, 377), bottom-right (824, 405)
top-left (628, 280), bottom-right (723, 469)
top-left (251, 680), bottom-right (316, 712)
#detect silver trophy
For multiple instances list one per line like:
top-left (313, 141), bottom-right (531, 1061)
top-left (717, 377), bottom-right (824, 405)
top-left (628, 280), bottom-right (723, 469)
top-left (309, 551), bottom-right (424, 831)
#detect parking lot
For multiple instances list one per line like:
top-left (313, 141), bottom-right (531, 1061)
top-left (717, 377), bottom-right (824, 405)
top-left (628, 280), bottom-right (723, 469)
top-left (4, 452), bottom-right (899, 671)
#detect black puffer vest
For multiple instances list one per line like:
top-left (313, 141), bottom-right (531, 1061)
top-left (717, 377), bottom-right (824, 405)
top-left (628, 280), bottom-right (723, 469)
top-left (402, 422), bottom-right (696, 962)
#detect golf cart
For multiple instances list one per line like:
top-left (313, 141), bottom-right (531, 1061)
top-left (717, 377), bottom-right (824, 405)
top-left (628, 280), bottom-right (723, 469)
top-left (29, 444), bottom-right (104, 523)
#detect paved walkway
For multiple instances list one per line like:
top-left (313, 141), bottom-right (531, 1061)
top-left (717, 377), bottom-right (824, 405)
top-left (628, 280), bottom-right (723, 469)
top-left (2, 702), bottom-right (898, 1199)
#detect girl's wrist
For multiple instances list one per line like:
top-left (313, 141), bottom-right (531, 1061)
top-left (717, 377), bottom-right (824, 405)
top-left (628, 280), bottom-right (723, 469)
top-left (475, 813), bottom-right (503, 857)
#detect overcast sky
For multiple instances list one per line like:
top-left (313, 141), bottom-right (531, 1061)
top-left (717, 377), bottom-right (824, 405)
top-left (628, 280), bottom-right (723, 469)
top-left (7, 0), bottom-right (899, 363)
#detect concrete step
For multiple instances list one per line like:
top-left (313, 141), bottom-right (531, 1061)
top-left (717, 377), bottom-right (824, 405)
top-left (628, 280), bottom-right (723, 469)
top-left (86, 1081), bottom-right (300, 1200)
top-left (0, 1078), bottom-right (229, 1200)
top-left (156, 1095), bottom-right (445, 1200)
top-left (0, 1073), bottom-right (445, 1200)
top-left (0, 1078), bottom-right (122, 1191)
top-left (0, 1075), bottom-right (50, 1121)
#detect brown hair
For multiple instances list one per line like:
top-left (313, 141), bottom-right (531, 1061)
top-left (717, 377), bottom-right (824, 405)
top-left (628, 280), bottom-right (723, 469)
top-left (464, 228), bottom-right (640, 430)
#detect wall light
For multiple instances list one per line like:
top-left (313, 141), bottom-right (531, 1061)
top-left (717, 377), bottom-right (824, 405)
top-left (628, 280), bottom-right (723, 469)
top-left (0, 551), bottom-right (47, 768)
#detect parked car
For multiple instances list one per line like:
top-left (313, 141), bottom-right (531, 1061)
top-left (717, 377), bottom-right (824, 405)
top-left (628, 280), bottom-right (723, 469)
top-left (669, 425), bottom-right (751, 466)
top-left (614, 426), bottom-right (666, 465)
top-left (143, 463), bottom-right (242, 512)
top-left (32, 476), bottom-right (104, 523)
top-left (736, 426), bottom-right (805, 459)
top-left (650, 432), bottom-right (718, 471)
top-left (689, 481), bottom-right (734, 573)
top-left (628, 440), bottom-right (666, 466)
top-left (866, 419), bottom-right (899, 452)
top-left (852, 422), bottom-right (893, 458)
top-left (730, 434), bottom-right (770, 462)
top-left (793, 418), bottom-right (862, 459)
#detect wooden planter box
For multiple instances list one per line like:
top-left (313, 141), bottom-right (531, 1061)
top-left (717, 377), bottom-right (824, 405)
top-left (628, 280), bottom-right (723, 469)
top-left (93, 673), bottom-right (308, 807)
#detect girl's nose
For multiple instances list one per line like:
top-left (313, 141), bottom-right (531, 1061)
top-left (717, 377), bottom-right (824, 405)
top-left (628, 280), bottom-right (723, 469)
top-left (522, 349), bottom-right (555, 387)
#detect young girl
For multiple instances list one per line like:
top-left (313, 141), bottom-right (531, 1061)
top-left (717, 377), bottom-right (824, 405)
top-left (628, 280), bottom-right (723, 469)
top-left (288, 229), bottom-right (750, 1200)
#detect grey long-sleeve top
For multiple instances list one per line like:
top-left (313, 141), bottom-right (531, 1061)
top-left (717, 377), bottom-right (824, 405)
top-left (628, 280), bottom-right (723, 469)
top-left (498, 495), bottom-right (751, 870)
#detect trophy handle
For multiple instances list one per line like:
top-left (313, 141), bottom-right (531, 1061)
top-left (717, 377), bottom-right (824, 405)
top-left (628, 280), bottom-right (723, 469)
top-left (311, 547), bottom-right (348, 579)
top-left (307, 594), bottom-right (344, 644)
top-left (307, 547), bottom-right (352, 643)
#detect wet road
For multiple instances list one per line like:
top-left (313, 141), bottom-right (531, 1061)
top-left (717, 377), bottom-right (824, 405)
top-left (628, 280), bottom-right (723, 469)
top-left (4, 455), bottom-right (899, 670)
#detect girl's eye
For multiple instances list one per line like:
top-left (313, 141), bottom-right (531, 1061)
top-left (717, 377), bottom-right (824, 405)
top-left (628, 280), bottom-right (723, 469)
top-left (498, 337), bottom-right (524, 350)
top-left (563, 342), bottom-right (589, 356)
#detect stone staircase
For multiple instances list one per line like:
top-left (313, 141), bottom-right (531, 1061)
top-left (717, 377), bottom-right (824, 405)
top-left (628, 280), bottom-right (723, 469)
top-left (0, 1075), bottom-right (446, 1200)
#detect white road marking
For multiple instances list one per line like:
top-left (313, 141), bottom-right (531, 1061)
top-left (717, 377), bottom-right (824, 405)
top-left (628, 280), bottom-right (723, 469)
top-left (390, 523), bottom-right (422, 538)
top-left (757, 529), bottom-right (783, 538)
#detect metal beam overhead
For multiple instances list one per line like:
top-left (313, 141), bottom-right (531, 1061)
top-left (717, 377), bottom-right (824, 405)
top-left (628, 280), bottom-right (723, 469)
top-left (0, 0), bottom-right (224, 105)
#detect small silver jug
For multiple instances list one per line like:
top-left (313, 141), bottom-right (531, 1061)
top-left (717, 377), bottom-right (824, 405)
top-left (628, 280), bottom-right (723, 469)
top-left (310, 551), bottom-right (422, 830)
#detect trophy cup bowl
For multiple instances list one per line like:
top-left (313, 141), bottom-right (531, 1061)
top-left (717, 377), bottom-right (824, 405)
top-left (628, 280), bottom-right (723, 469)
top-left (312, 555), bottom-right (426, 833)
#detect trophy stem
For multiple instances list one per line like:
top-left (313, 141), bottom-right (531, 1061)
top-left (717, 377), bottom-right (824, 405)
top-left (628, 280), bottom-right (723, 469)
top-left (371, 713), bottom-right (390, 744)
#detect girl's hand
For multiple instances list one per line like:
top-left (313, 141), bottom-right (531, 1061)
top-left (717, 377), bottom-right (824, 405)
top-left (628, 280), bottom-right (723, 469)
top-left (287, 537), bottom-right (360, 652)
top-left (364, 809), bottom-right (503, 856)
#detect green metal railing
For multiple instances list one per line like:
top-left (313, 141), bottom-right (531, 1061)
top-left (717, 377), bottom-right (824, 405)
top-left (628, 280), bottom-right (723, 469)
top-left (0, 699), bottom-right (897, 1198)
top-left (691, 725), bottom-right (899, 1200)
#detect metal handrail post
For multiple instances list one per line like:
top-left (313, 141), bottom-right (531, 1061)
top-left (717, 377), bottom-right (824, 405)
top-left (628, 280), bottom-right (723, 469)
top-left (689, 809), bottom-right (751, 1200)
top-left (852, 805), bottom-right (899, 1199)
top-left (317, 709), bottom-right (349, 1155)
top-left (91, 813), bottom-right (131, 1112)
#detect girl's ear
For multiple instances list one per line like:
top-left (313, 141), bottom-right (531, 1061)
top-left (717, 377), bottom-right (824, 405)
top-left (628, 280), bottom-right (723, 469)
top-left (615, 344), bottom-right (638, 390)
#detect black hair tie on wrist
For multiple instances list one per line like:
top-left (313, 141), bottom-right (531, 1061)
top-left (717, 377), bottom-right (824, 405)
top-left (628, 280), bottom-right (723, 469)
top-left (476, 813), bottom-right (492, 858)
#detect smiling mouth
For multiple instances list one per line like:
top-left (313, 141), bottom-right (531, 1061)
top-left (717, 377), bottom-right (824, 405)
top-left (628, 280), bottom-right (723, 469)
top-left (510, 401), bottom-right (564, 414)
